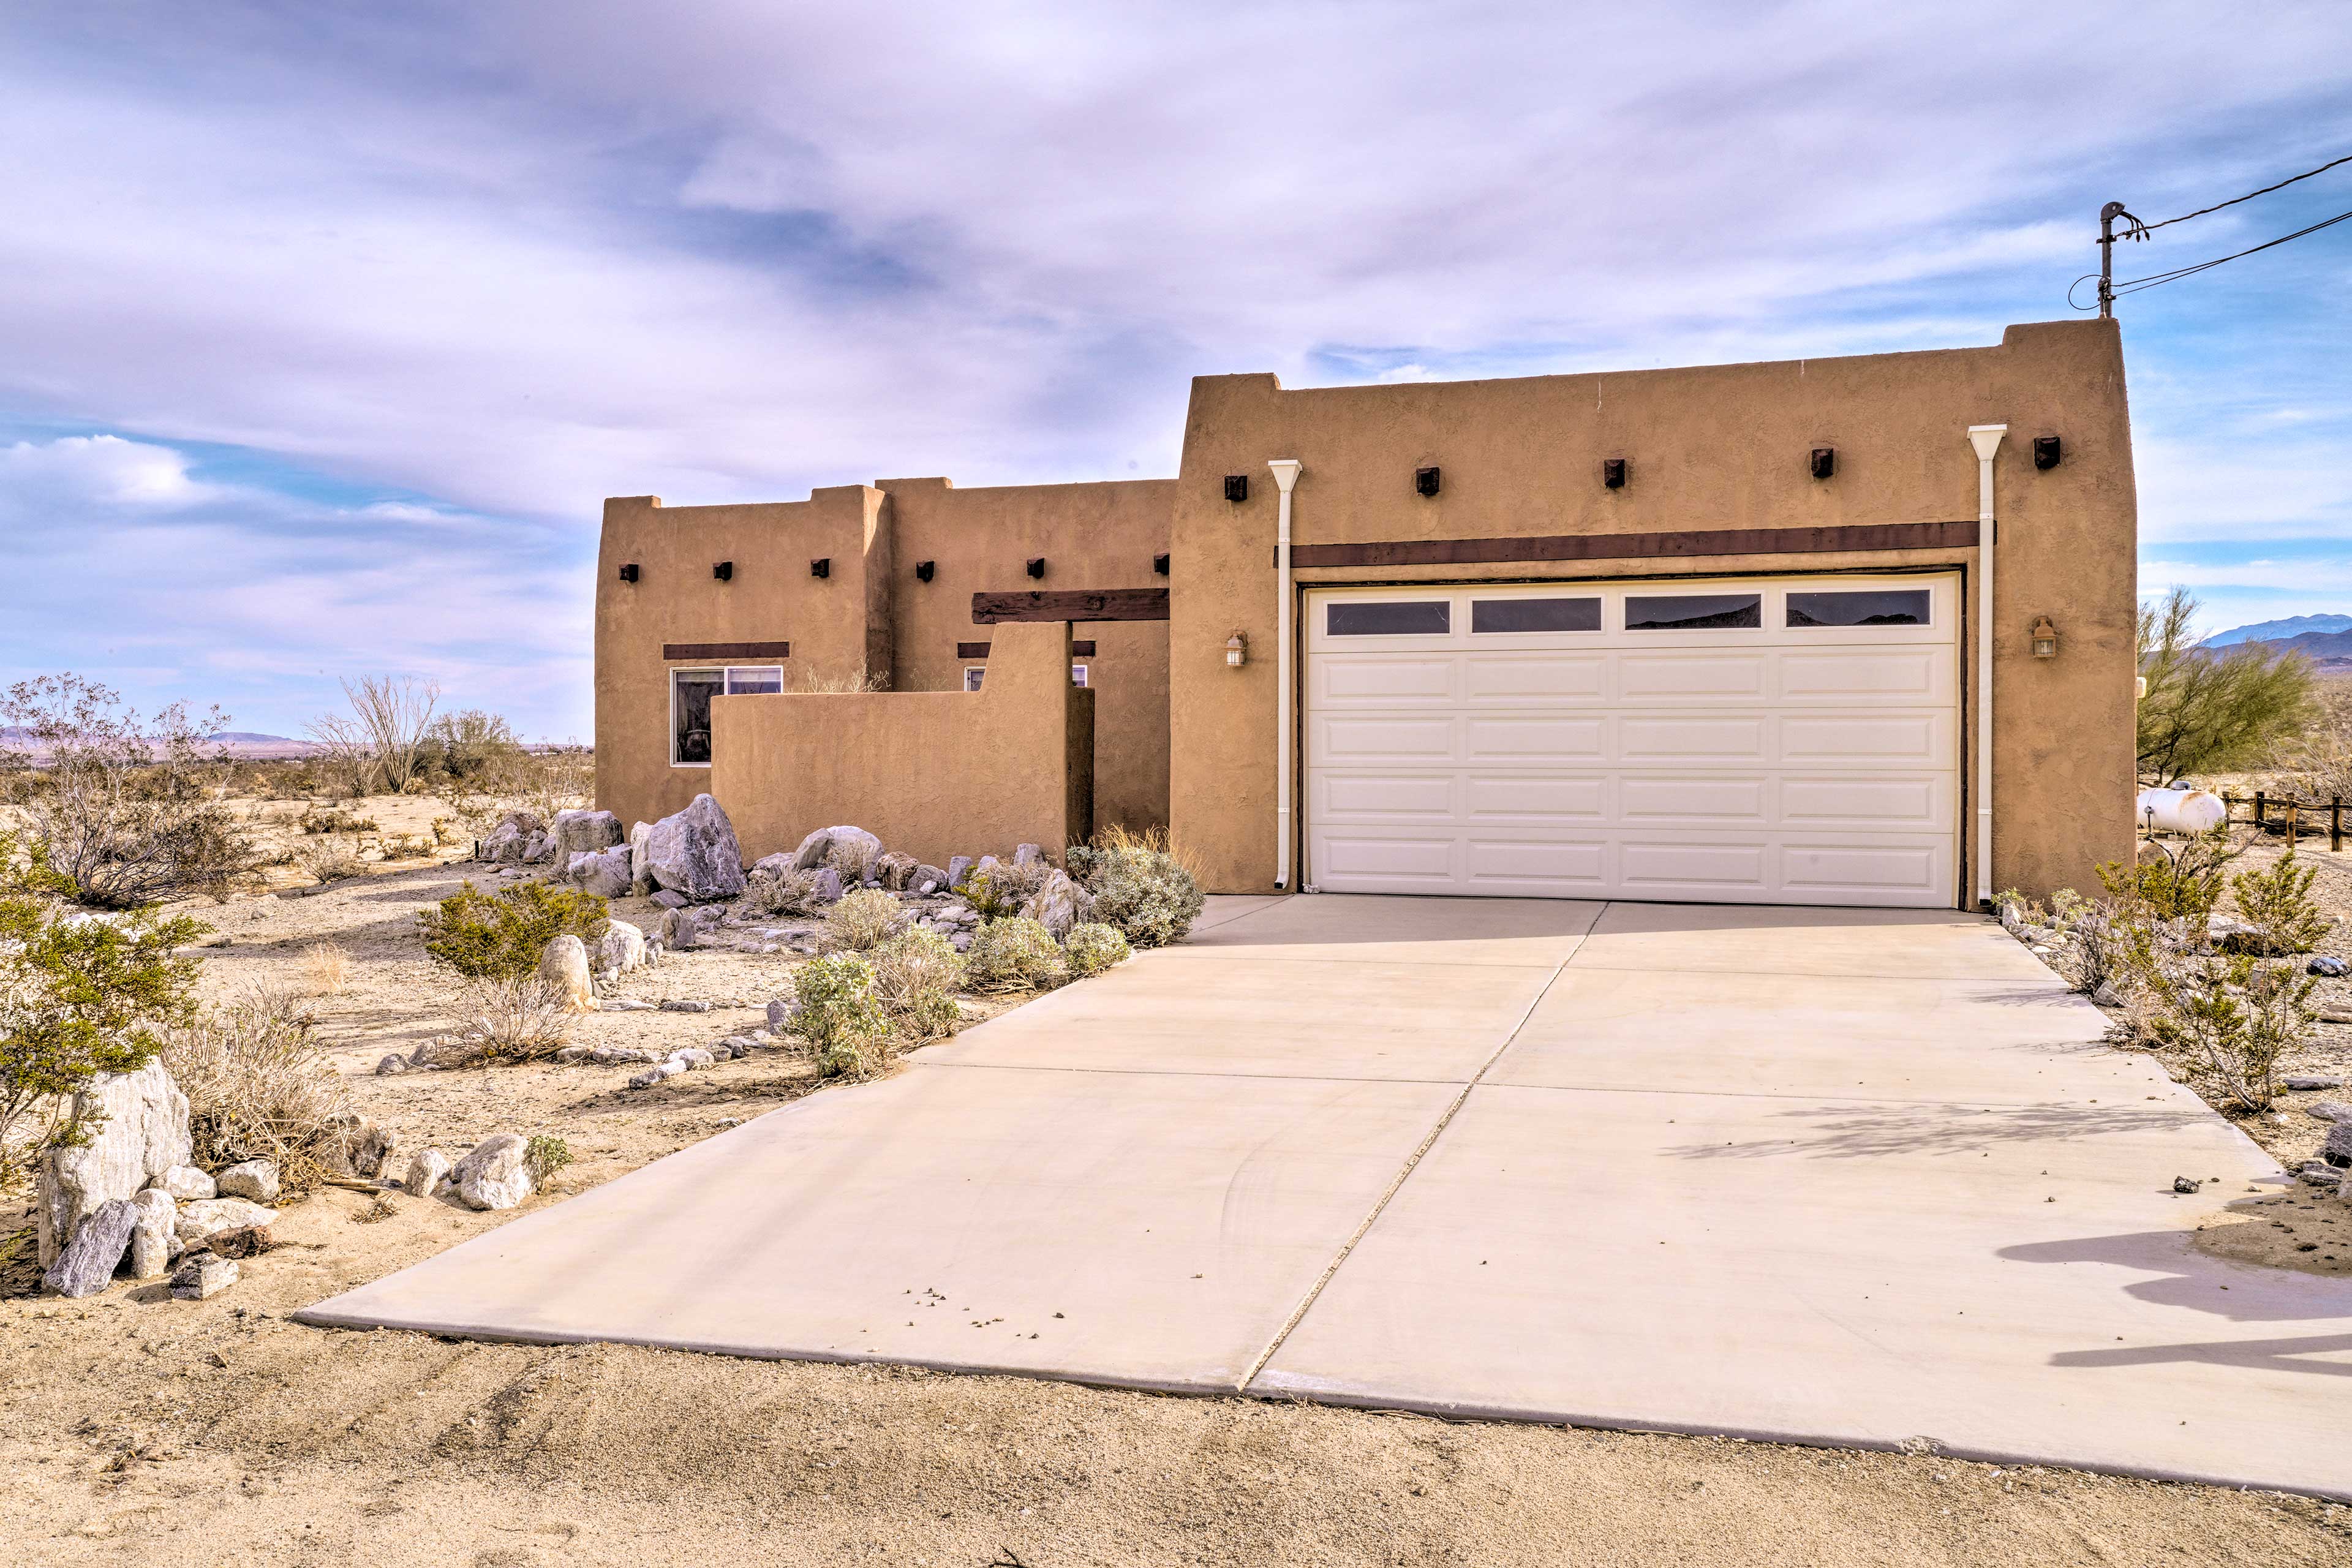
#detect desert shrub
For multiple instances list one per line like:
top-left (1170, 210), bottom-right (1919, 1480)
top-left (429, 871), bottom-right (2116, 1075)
top-left (301, 941), bottom-right (351, 996)
top-left (417, 880), bottom-right (609, 981)
top-left (1075, 829), bottom-right (1205, 949)
top-left (430, 816), bottom-right (458, 846)
top-left (520, 744), bottom-right (596, 824)
top-left (791, 954), bottom-right (889, 1077)
top-left (961, 858), bottom-right (1050, 918)
top-left (0, 832), bottom-right (204, 1192)
top-left (825, 837), bottom-right (881, 884)
top-left (2097, 831), bottom-right (2237, 924)
top-left (1063, 922), bottom-right (1133, 978)
top-left (2265, 679), bottom-right (2352, 804)
top-left (295, 840), bottom-right (369, 884)
top-left (525, 1134), bottom-right (573, 1180)
top-left (381, 831), bottom-right (433, 860)
top-left (2138, 953), bottom-right (2313, 1113)
top-left (299, 807), bottom-right (379, 834)
top-left (964, 916), bottom-right (1066, 993)
top-left (823, 888), bottom-right (906, 952)
top-left (2137, 587), bottom-right (2315, 784)
top-left (161, 984), bottom-right (352, 1189)
top-left (420, 709), bottom-right (525, 783)
top-left (741, 867), bottom-right (821, 918)
top-left (870, 928), bottom-right (965, 1041)
top-left (447, 976), bottom-right (578, 1061)
top-left (306, 675), bottom-right (441, 797)
top-left (0, 674), bottom-right (256, 907)
top-left (2228, 853), bottom-right (2332, 956)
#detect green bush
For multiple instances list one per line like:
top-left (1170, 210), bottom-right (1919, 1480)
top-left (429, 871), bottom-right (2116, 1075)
top-left (870, 927), bottom-right (965, 1041)
top-left (964, 916), bottom-right (1066, 992)
top-left (2097, 831), bottom-right (2237, 924)
top-left (961, 859), bottom-right (1049, 918)
top-left (823, 888), bottom-right (906, 952)
top-left (2137, 587), bottom-right (2314, 783)
top-left (416, 880), bottom-right (609, 980)
top-left (2139, 952), bottom-right (2313, 1113)
top-left (1079, 844), bottom-right (1204, 949)
top-left (0, 829), bottom-right (205, 1193)
top-left (1063, 922), bottom-right (1133, 978)
top-left (791, 953), bottom-right (889, 1077)
top-left (525, 1134), bottom-right (573, 1180)
top-left (2228, 854), bottom-right (2332, 956)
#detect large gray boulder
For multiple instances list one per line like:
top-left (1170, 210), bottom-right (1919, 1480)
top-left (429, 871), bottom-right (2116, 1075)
top-left (789, 824), bottom-right (883, 874)
top-left (946, 855), bottom-right (974, 891)
top-left (453, 1134), bottom-right (534, 1211)
top-left (567, 845), bottom-right (634, 899)
top-left (43, 1197), bottom-right (140, 1297)
top-left (551, 809), bottom-right (625, 860)
top-left (909, 863), bottom-right (950, 895)
top-left (1019, 869), bottom-right (1096, 941)
top-left (644, 794), bottom-right (745, 902)
top-left (479, 810), bottom-right (551, 865)
top-left (36, 1060), bottom-right (192, 1267)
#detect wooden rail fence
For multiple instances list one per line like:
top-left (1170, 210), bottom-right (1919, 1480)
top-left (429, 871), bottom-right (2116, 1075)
top-left (2211, 791), bottom-right (2346, 851)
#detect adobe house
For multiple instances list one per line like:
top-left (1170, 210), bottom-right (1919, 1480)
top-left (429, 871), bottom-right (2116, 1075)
top-left (595, 318), bottom-right (2136, 907)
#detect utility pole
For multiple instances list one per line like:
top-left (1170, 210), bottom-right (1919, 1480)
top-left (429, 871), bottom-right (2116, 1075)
top-left (2097, 200), bottom-right (2139, 319)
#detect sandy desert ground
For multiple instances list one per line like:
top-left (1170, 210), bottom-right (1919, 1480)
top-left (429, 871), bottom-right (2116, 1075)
top-left (4, 794), bottom-right (2350, 1564)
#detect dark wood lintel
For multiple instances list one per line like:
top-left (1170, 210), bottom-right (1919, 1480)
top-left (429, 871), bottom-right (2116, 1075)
top-left (971, 588), bottom-right (1170, 624)
top-left (1284, 520), bottom-right (1978, 570)
top-left (662, 640), bottom-right (791, 661)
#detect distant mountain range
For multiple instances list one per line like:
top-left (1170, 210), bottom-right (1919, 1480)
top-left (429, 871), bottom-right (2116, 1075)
top-left (2203, 613), bottom-right (2352, 647)
top-left (2198, 624), bottom-right (2352, 676)
top-left (1, 727), bottom-right (319, 760)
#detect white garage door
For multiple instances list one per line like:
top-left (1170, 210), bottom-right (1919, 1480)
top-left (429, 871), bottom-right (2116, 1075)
top-left (1304, 575), bottom-right (1960, 907)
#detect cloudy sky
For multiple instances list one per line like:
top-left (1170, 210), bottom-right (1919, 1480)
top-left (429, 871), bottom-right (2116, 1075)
top-left (3, 2), bottom-right (2349, 738)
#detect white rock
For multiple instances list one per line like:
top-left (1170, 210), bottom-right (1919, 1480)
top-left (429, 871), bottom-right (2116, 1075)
top-left (170, 1253), bottom-right (239, 1300)
top-left (452, 1133), bottom-right (534, 1210)
top-left (597, 919), bottom-right (648, 977)
top-left (404, 1147), bottom-right (453, 1197)
top-left (156, 1165), bottom-right (216, 1202)
top-left (629, 820), bottom-right (655, 894)
top-left (128, 1189), bottom-right (176, 1279)
top-left (539, 934), bottom-right (597, 1012)
top-left (36, 1060), bottom-right (192, 1267)
top-left (216, 1159), bottom-right (281, 1203)
top-left (789, 824), bottom-right (884, 873)
top-left (175, 1197), bottom-right (276, 1248)
top-left (670, 1048), bottom-right (717, 1070)
top-left (644, 793), bottom-right (747, 902)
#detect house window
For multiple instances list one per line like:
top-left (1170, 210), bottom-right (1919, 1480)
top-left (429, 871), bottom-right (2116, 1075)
top-left (1787, 589), bottom-right (1932, 627)
top-left (1471, 597), bottom-right (1600, 633)
top-left (671, 665), bottom-right (785, 766)
top-left (1072, 664), bottom-right (1090, 687)
top-left (964, 667), bottom-right (986, 692)
top-left (1624, 593), bottom-right (1762, 630)
top-left (1327, 600), bottom-right (1450, 636)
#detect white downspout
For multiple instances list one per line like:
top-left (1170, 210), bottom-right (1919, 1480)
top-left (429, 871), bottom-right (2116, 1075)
top-left (1267, 459), bottom-right (1302, 890)
top-left (1967, 424), bottom-right (2007, 908)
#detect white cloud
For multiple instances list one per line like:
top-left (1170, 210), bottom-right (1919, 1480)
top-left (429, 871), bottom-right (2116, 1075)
top-left (0, 434), bottom-right (214, 515)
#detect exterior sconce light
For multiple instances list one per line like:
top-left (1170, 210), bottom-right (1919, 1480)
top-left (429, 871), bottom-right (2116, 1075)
top-left (2034, 435), bottom-right (2062, 470)
top-left (1809, 447), bottom-right (1836, 480)
top-left (1027, 557), bottom-right (1047, 579)
top-left (1602, 458), bottom-right (1627, 490)
top-left (809, 557), bottom-right (829, 579)
top-left (617, 562), bottom-right (639, 582)
top-left (914, 560), bottom-right (935, 582)
top-left (1224, 475), bottom-right (1248, 502)
top-left (1414, 466), bottom-right (1441, 497)
top-left (1225, 632), bottom-right (1248, 668)
top-left (1153, 552), bottom-right (1170, 576)
top-left (2030, 616), bottom-right (2059, 659)
top-left (712, 560), bottom-right (734, 581)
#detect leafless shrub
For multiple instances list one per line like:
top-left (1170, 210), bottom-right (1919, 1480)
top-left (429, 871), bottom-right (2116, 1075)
top-left (302, 712), bottom-right (379, 797)
top-left (742, 867), bottom-right (821, 917)
top-left (825, 837), bottom-right (881, 884)
top-left (823, 888), bottom-right (907, 952)
top-left (345, 675), bottom-right (441, 795)
top-left (301, 941), bottom-right (351, 996)
top-left (161, 986), bottom-right (353, 1191)
top-left (787, 666), bottom-right (888, 693)
top-left (295, 840), bottom-right (368, 884)
top-left (0, 674), bottom-right (256, 908)
top-left (447, 976), bottom-right (577, 1062)
top-left (522, 744), bottom-right (595, 823)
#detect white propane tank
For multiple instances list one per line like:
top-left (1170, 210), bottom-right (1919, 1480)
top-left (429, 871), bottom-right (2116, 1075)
top-left (2136, 786), bottom-right (2228, 835)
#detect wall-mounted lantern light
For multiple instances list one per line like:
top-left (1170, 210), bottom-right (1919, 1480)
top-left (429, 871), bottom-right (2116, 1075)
top-left (1153, 552), bottom-right (1170, 576)
top-left (712, 560), bottom-right (734, 581)
top-left (1602, 458), bottom-right (1627, 490)
top-left (1809, 447), bottom-right (1836, 480)
top-left (914, 560), bottom-right (935, 582)
top-left (1224, 474), bottom-right (1248, 503)
top-left (1414, 466), bottom-right (1441, 497)
top-left (2030, 616), bottom-right (2059, 659)
top-left (2034, 435), bottom-right (2062, 470)
top-left (617, 562), bottom-right (639, 582)
top-left (809, 557), bottom-right (829, 579)
top-left (1027, 557), bottom-right (1047, 579)
top-left (1225, 631), bottom-right (1248, 668)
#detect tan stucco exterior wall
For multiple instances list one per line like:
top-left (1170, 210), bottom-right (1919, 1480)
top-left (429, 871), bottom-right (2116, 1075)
top-left (710, 621), bottom-right (1094, 866)
top-left (1167, 319), bottom-right (2139, 901)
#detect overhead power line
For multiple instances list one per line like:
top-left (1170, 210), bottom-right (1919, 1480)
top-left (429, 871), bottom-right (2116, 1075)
top-left (2133, 151), bottom-right (2352, 235)
top-left (2073, 203), bottom-right (2352, 310)
top-left (2079, 150), bottom-right (2352, 315)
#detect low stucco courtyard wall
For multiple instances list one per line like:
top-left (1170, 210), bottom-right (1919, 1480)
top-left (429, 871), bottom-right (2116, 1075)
top-left (711, 620), bottom-right (1095, 866)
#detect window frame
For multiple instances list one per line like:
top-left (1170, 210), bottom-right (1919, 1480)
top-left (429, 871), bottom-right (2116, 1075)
top-left (669, 667), bottom-right (724, 768)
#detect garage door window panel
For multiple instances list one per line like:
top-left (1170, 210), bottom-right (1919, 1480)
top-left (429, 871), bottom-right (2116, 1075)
top-left (1471, 597), bottom-right (1600, 634)
top-left (1787, 589), bottom-right (1932, 628)
top-left (1327, 600), bottom-right (1450, 636)
top-left (1625, 593), bottom-right (1762, 630)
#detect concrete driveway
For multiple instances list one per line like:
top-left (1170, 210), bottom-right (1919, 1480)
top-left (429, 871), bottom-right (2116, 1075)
top-left (300, 895), bottom-right (2352, 1498)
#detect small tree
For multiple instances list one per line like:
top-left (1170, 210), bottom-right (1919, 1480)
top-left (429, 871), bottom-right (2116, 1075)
top-left (2137, 587), bottom-right (2313, 784)
top-left (2141, 953), bottom-right (2312, 1113)
top-left (2229, 854), bottom-right (2332, 956)
top-left (0, 831), bottom-right (205, 1192)
top-left (0, 674), bottom-right (255, 908)
top-left (417, 881), bottom-right (609, 981)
